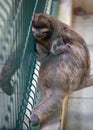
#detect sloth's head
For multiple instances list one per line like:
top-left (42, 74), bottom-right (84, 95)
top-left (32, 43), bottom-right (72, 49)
top-left (32, 13), bottom-right (52, 40)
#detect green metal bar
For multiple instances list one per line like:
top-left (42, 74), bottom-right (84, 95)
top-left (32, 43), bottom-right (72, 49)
top-left (0, 0), bottom-right (59, 130)
top-left (18, 0), bottom-right (59, 130)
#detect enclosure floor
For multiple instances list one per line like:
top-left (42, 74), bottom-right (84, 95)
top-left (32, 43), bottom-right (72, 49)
top-left (65, 15), bottom-right (93, 130)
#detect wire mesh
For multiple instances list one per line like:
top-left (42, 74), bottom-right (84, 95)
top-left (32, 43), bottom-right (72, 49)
top-left (0, 0), bottom-right (59, 130)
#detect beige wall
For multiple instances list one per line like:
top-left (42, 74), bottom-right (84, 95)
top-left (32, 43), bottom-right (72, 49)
top-left (73, 0), bottom-right (93, 13)
top-left (58, 0), bottom-right (73, 25)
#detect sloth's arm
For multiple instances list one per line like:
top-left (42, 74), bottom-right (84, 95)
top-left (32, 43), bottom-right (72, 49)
top-left (30, 87), bottom-right (65, 126)
top-left (1, 43), bottom-right (23, 80)
top-left (0, 43), bottom-right (23, 95)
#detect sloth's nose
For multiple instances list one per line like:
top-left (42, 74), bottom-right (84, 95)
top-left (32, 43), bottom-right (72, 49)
top-left (36, 31), bottom-right (41, 38)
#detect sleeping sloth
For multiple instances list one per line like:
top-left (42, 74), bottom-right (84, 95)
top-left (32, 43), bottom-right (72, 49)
top-left (0, 13), bottom-right (93, 130)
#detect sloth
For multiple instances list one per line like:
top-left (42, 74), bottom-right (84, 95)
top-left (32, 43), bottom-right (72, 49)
top-left (31, 13), bottom-right (93, 129)
top-left (0, 13), bottom-right (93, 129)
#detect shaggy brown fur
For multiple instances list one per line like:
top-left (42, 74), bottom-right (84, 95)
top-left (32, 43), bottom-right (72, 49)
top-left (30, 13), bottom-right (93, 129)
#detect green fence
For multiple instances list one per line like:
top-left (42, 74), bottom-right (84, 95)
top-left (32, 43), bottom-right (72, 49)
top-left (0, 0), bottom-right (59, 130)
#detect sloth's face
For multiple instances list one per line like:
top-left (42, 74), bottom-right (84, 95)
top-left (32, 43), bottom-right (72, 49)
top-left (32, 14), bottom-right (51, 40)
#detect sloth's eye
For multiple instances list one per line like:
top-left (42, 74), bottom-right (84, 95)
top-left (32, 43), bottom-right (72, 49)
top-left (41, 28), bottom-right (49, 33)
top-left (32, 27), bottom-right (49, 33)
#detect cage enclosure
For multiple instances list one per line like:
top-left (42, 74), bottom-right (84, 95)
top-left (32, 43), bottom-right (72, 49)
top-left (0, 0), bottom-right (59, 130)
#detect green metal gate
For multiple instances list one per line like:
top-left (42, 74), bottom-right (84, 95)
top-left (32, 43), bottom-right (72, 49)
top-left (0, 0), bottom-right (59, 130)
